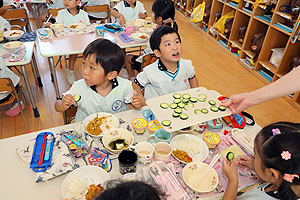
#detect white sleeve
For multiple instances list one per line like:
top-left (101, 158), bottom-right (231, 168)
top-left (186, 60), bottom-right (196, 79)
top-left (113, 2), bottom-right (122, 12)
top-left (124, 82), bottom-right (134, 104)
top-left (55, 12), bottom-right (63, 24)
top-left (63, 84), bottom-right (77, 96)
top-left (138, 2), bottom-right (146, 14)
top-left (81, 11), bottom-right (90, 25)
top-left (4, 0), bottom-right (14, 6)
top-left (136, 70), bottom-right (149, 87)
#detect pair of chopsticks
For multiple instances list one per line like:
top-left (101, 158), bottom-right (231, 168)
top-left (38, 133), bottom-right (47, 165)
top-left (42, 14), bottom-right (53, 28)
top-left (194, 154), bottom-right (221, 187)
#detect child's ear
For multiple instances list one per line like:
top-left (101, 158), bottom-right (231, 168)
top-left (153, 49), bottom-right (161, 58)
top-left (156, 16), bottom-right (163, 25)
top-left (269, 168), bottom-right (282, 183)
top-left (107, 71), bottom-right (118, 80)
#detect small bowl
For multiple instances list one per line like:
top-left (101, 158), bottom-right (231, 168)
top-left (69, 23), bottom-right (86, 32)
top-left (130, 32), bottom-right (149, 43)
top-left (139, 27), bottom-right (153, 35)
top-left (102, 128), bottom-right (135, 154)
top-left (3, 41), bottom-right (23, 53)
top-left (50, 23), bottom-right (64, 34)
top-left (3, 30), bottom-right (24, 40)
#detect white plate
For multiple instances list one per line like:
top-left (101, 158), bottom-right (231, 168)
top-left (82, 112), bottom-right (119, 138)
top-left (182, 162), bottom-right (219, 193)
top-left (61, 165), bottom-right (111, 199)
top-left (170, 134), bottom-right (209, 164)
top-left (3, 30), bottom-right (24, 40)
top-left (130, 32), bottom-right (149, 42)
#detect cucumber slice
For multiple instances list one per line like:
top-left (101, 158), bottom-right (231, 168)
top-left (178, 103), bottom-right (185, 108)
top-left (180, 113), bottom-right (189, 120)
top-left (182, 98), bottom-right (189, 104)
top-left (174, 108), bottom-right (183, 114)
top-left (160, 103), bottom-right (169, 109)
top-left (173, 99), bottom-right (181, 104)
top-left (198, 98), bottom-right (206, 102)
top-left (201, 108), bottom-right (208, 114)
top-left (218, 105), bottom-right (226, 111)
top-left (198, 94), bottom-right (207, 99)
top-left (182, 94), bottom-right (191, 99)
top-left (74, 94), bottom-right (81, 102)
top-left (170, 103), bottom-right (178, 109)
top-left (226, 152), bottom-right (235, 161)
top-left (190, 97), bottom-right (198, 103)
top-left (210, 106), bottom-right (218, 112)
top-left (184, 104), bottom-right (194, 110)
top-left (161, 120), bottom-right (171, 127)
top-left (194, 109), bottom-right (202, 114)
top-left (172, 113), bottom-right (180, 118)
top-left (173, 93), bottom-right (181, 99)
top-left (208, 100), bottom-right (216, 105)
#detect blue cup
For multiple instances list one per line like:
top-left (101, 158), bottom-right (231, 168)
top-left (96, 25), bottom-right (104, 37)
top-left (147, 128), bottom-right (172, 143)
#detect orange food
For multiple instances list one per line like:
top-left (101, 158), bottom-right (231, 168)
top-left (173, 149), bottom-right (193, 163)
top-left (9, 32), bottom-right (21, 36)
top-left (85, 184), bottom-right (103, 200)
top-left (70, 24), bottom-right (78, 29)
top-left (139, 35), bottom-right (147, 39)
top-left (85, 114), bottom-right (110, 136)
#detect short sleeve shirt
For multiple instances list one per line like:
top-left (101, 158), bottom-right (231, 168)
top-left (113, 0), bottom-right (146, 23)
top-left (64, 77), bottom-right (134, 122)
top-left (56, 9), bottom-right (90, 26)
top-left (135, 58), bottom-right (196, 99)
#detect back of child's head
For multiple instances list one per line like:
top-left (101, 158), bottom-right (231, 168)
top-left (83, 38), bottom-right (125, 74)
top-left (96, 180), bottom-right (164, 200)
top-left (152, 0), bottom-right (178, 31)
top-left (150, 26), bottom-right (181, 52)
top-left (255, 122), bottom-right (300, 200)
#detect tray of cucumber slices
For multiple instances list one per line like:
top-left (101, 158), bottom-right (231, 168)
top-left (146, 87), bottom-right (232, 132)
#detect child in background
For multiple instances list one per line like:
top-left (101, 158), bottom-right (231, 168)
top-left (55, 39), bottom-right (142, 122)
top-left (125, 0), bottom-right (177, 80)
top-left (39, 0), bottom-right (65, 27)
top-left (222, 122), bottom-right (300, 200)
top-left (81, 0), bottom-right (109, 22)
top-left (111, 0), bottom-right (147, 25)
top-left (132, 26), bottom-right (199, 106)
top-left (56, 0), bottom-right (90, 84)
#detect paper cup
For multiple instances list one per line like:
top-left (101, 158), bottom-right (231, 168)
top-left (153, 142), bottom-right (172, 161)
top-left (135, 142), bottom-right (154, 165)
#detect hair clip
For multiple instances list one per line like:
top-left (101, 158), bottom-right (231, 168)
top-left (272, 128), bottom-right (281, 136)
top-left (281, 151), bottom-right (291, 160)
top-left (284, 174), bottom-right (299, 183)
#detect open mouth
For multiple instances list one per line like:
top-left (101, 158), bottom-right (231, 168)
top-left (172, 52), bottom-right (180, 57)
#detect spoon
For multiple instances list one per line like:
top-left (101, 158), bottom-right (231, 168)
top-left (44, 134), bottom-right (53, 161)
top-left (150, 166), bottom-right (170, 196)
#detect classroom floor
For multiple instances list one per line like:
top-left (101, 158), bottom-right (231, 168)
top-left (1, 0), bottom-right (300, 139)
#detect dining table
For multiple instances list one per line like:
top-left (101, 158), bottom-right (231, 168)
top-left (0, 108), bottom-right (262, 200)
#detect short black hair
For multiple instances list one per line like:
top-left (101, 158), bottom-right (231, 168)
top-left (96, 181), bottom-right (164, 200)
top-left (83, 39), bottom-right (125, 75)
top-left (150, 26), bottom-right (181, 52)
top-left (152, 0), bottom-right (178, 31)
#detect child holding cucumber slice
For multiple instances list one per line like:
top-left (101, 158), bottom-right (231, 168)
top-left (55, 39), bottom-right (142, 122)
top-left (222, 122), bottom-right (300, 200)
top-left (132, 26), bottom-right (199, 106)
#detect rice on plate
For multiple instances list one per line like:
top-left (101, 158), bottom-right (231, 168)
top-left (66, 178), bottom-right (89, 200)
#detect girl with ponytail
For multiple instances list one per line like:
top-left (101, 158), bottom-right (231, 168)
top-left (222, 122), bottom-right (300, 200)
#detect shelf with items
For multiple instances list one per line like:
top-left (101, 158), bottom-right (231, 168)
top-left (256, 65), bottom-right (275, 83)
top-left (228, 41), bottom-right (241, 57)
top-left (240, 54), bottom-right (255, 70)
top-left (240, 0), bottom-right (254, 15)
top-left (271, 13), bottom-right (294, 34)
top-left (253, 5), bottom-right (273, 25)
top-left (208, 0), bottom-right (224, 27)
top-left (226, 1), bottom-right (238, 9)
top-left (220, 6), bottom-right (236, 39)
top-left (229, 10), bottom-right (250, 46)
top-left (257, 60), bottom-right (278, 74)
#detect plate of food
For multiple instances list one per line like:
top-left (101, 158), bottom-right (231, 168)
top-left (82, 112), bottom-right (119, 138)
top-left (170, 134), bottom-right (209, 164)
top-left (61, 165), bottom-right (110, 200)
top-left (130, 32), bottom-right (149, 43)
top-left (3, 30), bottom-right (24, 40)
top-left (69, 23), bottom-right (86, 32)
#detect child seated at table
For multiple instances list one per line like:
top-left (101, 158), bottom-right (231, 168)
top-left (39, 0), bottom-right (65, 28)
top-left (55, 38), bottom-right (142, 122)
top-left (111, 0), bottom-right (147, 25)
top-left (80, 0), bottom-right (109, 22)
top-left (132, 26), bottom-right (199, 106)
top-left (222, 121), bottom-right (300, 200)
top-left (56, 0), bottom-right (90, 84)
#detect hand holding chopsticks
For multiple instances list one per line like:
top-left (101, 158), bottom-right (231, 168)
top-left (42, 14), bottom-right (53, 28)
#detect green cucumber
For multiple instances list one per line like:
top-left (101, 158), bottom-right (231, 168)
top-left (201, 108), bottom-right (208, 114)
top-left (226, 152), bottom-right (235, 161)
top-left (180, 113), bottom-right (189, 120)
top-left (173, 99), bottom-right (181, 104)
top-left (172, 113), bottom-right (180, 118)
top-left (174, 108), bottom-right (183, 114)
top-left (198, 94), bottom-right (207, 99)
top-left (170, 103), bottom-right (178, 109)
top-left (182, 98), bottom-right (189, 104)
top-left (210, 106), bottom-right (218, 112)
top-left (160, 103), bottom-right (169, 109)
top-left (173, 93), bottom-right (181, 99)
top-left (190, 97), bottom-right (198, 103)
top-left (198, 98), bottom-right (206, 102)
top-left (74, 94), bottom-right (81, 102)
top-left (208, 100), bottom-right (216, 105)
top-left (194, 109), bottom-right (202, 114)
top-left (218, 105), bottom-right (226, 111)
top-left (178, 103), bottom-right (185, 108)
top-left (182, 94), bottom-right (191, 99)
top-left (184, 103), bottom-right (194, 110)
top-left (161, 120), bottom-right (171, 126)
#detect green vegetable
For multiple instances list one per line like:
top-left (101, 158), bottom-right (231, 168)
top-left (208, 100), bottom-right (216, 105)
top-left (182, 94), bottom-right (191, 99)
top-left (162, 120), bottom-right (171, 126)
top-left (201, 108), bottom-right (208, 114)
top-left (180, 113), bottom-right (189, 120)
top-left (182, 98), bottom-right (189, 104)
top-left (218, 105), bottom-right (226, 111)
top-left (194, 109), bottom-right (202, 114)
top-left (198, 94), bottom-right (207, 99)
top-left (174, 108), bottom-right (183, 114)
top-left (173, 93), bottom-right (181, 99)
top-left (160, 103), bottom-right (169, 109)
top-left (210, 106), bottom-right (218, 112)
top-left (172, 113), bottom-right (180, 118)
top-left (190, 97), bottom-right (198, 103)
top-left (74, 94), bottom-right (81, 102)
top-left (170, 103), bottom-right (178, 109)
top-left (178, 103), bottom-right (185, 108)
top-left (173, 99), bottom-right (181, 104)
top-left (226, 152), bottom-right (235, 161)
top-left (198, 98), bottom-right (206, 102)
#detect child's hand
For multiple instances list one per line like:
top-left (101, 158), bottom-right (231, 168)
top-left (222, 159), bottom-right (238, 182)
top-left (138, 12), bottom-right (147, 19)
top-left (131, 90), bottom-right (145, 108)
top-left (61, 94), bottom-right (74, 110)
top-left (43, 22), bottom-right (52, 28)
top-left (119, 15), bottom-right (126, 25)
top-left (236, 155), bottom-right (255, 171)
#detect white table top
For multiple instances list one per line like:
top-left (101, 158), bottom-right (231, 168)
top-left (1, 41), bottom-right (34, 66)
top-left (0, 109), bottom-right (262, 200)
top-left (38, 32), bottom-right (147, 57)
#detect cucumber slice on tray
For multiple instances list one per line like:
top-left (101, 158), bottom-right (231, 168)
top-left (190, 97), bottom-right (198, 103)
top-left (194, 109), bottom-right (201, 114)
top-left (173, 93), bottom-right (181, 99)
top-left (210, 106), bottom-right (218, 112)
top-left (198, 98), bottom-right (206, 102)
top-left (174, 108), bottom-right (183, 114)
top-left (180, 113), bottom-right (189, 120)
top-left (178, 103), bottom-right (185, 108)
top-left (173, 99), bottom-right (181, 104)
top-left (201, 108), bottom-right (208, 114)
top-left (226, 152), bottom-right (235, 161)
top-left (172, 113), bottom-right (180, 118)
top-left (170, 103), bottom-right (178, 109)
top-left (161, 120), bottom-right (171, 126)
top-left (208, 100), bottom-right (216, 105)
top-left (198, 94), bottom-right (207, 99)
top-left (160, 103), bottom-right (169, 109)
top-left (218, 105), bottom-right (226, 111)
top-left (182, 98), bottom-right (189, 104)
top-left (182, 94), bottom-right (191, 99)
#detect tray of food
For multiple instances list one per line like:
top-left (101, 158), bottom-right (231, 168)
top-left (146, 87), bottom-right (232, 132)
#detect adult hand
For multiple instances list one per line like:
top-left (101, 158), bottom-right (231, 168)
top-left (222, 159), bottom-right (238, 182)
top-left (221, 93), bottom-right (253, 114)
top-left (61, 94), bottom-right (74, 110)
top-left (236, 155), bottom-right (255, 171)
top-left (131, 90), bottom-right (145, 108)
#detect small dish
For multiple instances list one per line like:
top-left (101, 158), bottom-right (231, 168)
top-left (69, 23), bottom-right (86, 32)
top-left (50, 23), bottom-right (64, 34)
top-left (3, 30), bottom-right (24, 40)
top-left (3, 41), bottom-right (23, 53)
top-left (130, 32), bottom-right (149, 43)
top-left (139, 27), bottom-right (153, 35)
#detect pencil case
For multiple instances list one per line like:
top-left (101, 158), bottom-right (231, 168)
top-left (104, 24), bottom-right (123, 33)
top-left (30, 132), bottom-right (55, 172)
top-left (61, 130), bottom-right (89, 158)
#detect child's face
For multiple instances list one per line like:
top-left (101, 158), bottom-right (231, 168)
top-left (126, 0), bottom-right (136, 6)
top-left (81, 54), bottom-right (113, 87)
top-left (154, 33), bottom-right (182, 63)
top-left (63, 0), bottom-right (79, 9)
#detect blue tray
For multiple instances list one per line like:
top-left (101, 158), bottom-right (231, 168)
top-left (30, 132), bottom-right (55, 172)
top-left (104, 24), bottom-right (123, 33)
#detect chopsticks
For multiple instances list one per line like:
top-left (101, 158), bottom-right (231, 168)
top-left (42, 14), bottom-right (53, 28)
top-left (38, 133), bottom-right (47, 166)
top-left (194, 154), bottom-right (221, 187)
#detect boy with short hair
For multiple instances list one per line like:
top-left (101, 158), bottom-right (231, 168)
top-left (132, 26), bottom-right (199, 106)
top-left (111, 0), bottom-right (147, 25)
top-left (55, 39), bottom-right (142, 122)
top-left (56, 0), bottom-right (90, 84)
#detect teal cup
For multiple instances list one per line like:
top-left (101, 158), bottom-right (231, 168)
top-left (147, 128), bottom-right (172, 143)
top-left (96, 25), bottom-right (104, 36)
